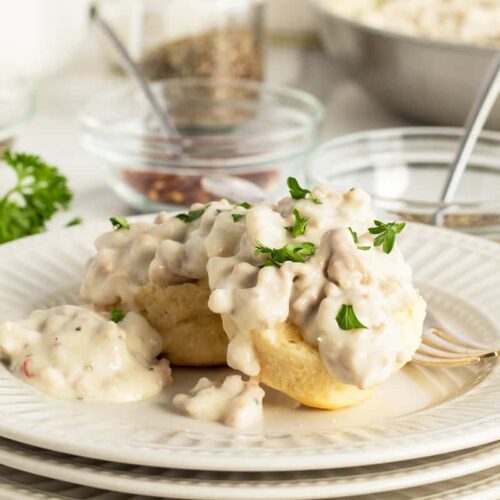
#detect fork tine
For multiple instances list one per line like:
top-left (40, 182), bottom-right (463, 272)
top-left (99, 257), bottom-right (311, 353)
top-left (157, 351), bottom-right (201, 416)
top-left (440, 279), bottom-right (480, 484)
top-left (430, 327), bottom-right (486, 350)
top-left (417, 344), bottom-right (493, 360)
top-left (412, 350), bottom-right (498, 367)
top-left (421, 328), bottom-right (490, 355)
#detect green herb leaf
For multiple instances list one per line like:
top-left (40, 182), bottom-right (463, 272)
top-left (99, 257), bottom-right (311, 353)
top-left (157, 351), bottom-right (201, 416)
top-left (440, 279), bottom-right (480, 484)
top-left (110, 216), bottom-right (130, 231)
top-left (66, 217), bottom-right (82, 227)
top-left (336, 304), bottom-right (368, 331)
top-left (255, 240), bottom-right (315, 267)
top-left (110, 309), bottom-right (125, 323)
top-left (348, 227), bottom-right (360, 244)
top-left (348, 227), bottom-right (371, 251)
top-left (368, 220), bottom-right (406, 254)
top-left (287, 209), bottom-right (309, 237)
top-left (232, 202), bottom-right (252, 223)
top-left (232, 213), bottom-right (245, 222)
top-left (287, 177), bottom-right (322, 204)
top-left (236, 202), bottom-right (252, 209)
top-left (0, 151), bottom-right (72, 244)
top-left (176, 206), bottom-right (208, 223)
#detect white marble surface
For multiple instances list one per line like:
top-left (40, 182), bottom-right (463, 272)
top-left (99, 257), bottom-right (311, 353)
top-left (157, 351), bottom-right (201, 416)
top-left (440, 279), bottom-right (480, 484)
top-left (14, 38), bottom-right (411, 225)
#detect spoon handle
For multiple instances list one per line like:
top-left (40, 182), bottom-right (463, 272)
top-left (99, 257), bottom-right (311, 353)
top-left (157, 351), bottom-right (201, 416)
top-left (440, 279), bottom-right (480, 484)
top-left (440, 51), bottom-right (500, 203)
top-left (91, 6), bottom-right (180, 140)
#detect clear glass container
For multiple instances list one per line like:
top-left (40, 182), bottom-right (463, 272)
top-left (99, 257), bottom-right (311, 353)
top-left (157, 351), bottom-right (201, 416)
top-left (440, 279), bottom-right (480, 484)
top-left (99, 0), bottom-right (264, 82)
top-left (80, 78), bottom-right (324, 211)
top-left (309, 127), bottom-right (500, 241)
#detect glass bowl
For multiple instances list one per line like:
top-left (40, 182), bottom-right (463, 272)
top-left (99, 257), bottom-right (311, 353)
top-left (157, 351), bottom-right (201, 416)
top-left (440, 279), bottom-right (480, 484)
top-left (80, 78), bottom-right (324, 211)
top-left (309, 127), bottom-right (500, 241)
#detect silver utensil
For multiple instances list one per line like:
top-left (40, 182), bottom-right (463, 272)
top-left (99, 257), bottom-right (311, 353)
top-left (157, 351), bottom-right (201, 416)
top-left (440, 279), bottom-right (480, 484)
top-left (90, 5), bottom-right (180, 140)
top-left (420, 54), bottom-right (500, 365)
top-left (432, 51), bottom-right (500, 225)
top-left (413, 322), bottom-right (498, 367)
top-left (91, 6), bottom-right (268, 204)
top-left (200, 176), bottom-right (267, 204)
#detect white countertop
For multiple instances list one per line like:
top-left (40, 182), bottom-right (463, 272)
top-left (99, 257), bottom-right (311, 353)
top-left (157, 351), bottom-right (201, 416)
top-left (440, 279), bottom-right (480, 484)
top-left (14, 40), bottom-right (411, 225)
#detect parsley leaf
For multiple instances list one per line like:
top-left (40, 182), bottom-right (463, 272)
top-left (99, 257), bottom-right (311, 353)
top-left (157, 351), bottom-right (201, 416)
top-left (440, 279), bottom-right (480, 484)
top-left (336, 304), bottom-right (368, 331)
top-left (236, 202), bottom-right (252, 209)
top-left (66, 217), bottom-right (83, 227)
top-left (287, 209), bottom-right (309, 237)
top-left (110, 309), bottom-right (125, 323)
top-left (287, 177), bottom-right (322, 204)
top-left (110, 216), bottom-right (130, 231)
top-left (232, 202), bottom-right (252, 223)
top-left (348, 227), bottom-right (370, 251)
top-left (176, 206), bottom-right (208, 223)
top-left (0, 151), bottom-right (72, 244)
top-left (255, 241), bottom-right (315, 267)
top-left (368, 220), bottom-right (406, 254)
top-left (232, 213), bottom-right (245, 222)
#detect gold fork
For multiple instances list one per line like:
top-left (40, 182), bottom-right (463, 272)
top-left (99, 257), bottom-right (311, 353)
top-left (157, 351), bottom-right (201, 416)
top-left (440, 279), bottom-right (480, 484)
top-left (413, 314), bottom-right (499, 367)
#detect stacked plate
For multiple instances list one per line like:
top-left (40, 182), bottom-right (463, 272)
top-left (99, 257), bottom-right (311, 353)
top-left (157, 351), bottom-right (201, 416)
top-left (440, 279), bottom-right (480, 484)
top-left (0, 219), bottom-right (499, 499)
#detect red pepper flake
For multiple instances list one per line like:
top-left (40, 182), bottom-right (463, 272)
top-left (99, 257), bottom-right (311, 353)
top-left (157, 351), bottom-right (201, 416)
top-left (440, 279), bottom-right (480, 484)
top-left (23, 357), bottom-right (34, 378)
top-left (122, 169), bottom-right (279, 206)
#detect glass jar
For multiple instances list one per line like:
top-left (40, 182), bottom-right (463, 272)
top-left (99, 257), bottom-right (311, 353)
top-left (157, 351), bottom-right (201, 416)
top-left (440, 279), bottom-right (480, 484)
top-left (80, 78), bottom-right (324, 211)
top-left (99, 0), bottom-right (264, 82)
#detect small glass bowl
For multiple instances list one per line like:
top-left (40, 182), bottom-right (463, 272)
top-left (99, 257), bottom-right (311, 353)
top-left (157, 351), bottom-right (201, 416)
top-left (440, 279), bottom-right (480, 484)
top-left (309, 127), bottom-right (500, 241)
top-left (80, 78), bottom-right (324, 211)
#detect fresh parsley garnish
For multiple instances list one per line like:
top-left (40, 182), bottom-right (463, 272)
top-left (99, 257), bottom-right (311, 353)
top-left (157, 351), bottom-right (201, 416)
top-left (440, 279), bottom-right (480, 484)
top-left (287, 177), bottom-right (322, 204)
top-left (110, 309), bottom-right (125, 323)
top-left (110, 216), bottom-right (129, 231)
top-left (236, 202), bottom-right (252, 209)
top-left (0, 151), bottom-right (72, 244)
top-left (232, 202), bottom-right (252, 223)
top-left (336, 304), bottom-right (368, 331)
top-left (66, 217), bottom-right (83, 227)
top-left (254, 241), bottom-right (315, 267)
top-left (287, 209), bottom-right (309, 237)
top-left (368, 220), bottom-right (406, 254)
top-left (176, 206), bottom-right (207, 223)
top-left (348, 227), bottom-right (370, 251)
top-left (232, 213), bottom-right (245, 222)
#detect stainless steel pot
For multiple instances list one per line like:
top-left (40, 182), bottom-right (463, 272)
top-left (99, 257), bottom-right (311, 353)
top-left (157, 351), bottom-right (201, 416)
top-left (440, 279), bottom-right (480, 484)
top-left (312, 0), bottom-right (500, 129)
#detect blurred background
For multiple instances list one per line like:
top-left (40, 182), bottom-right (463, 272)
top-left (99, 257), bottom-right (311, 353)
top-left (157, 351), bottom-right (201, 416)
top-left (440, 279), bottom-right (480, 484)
top-left (1, 0), bottom-right (500, 239)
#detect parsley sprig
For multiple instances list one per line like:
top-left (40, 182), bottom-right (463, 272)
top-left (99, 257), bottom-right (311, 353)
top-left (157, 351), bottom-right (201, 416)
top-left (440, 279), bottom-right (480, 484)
top-left (66, 217), bottom-right (83, 227)
top-left (176, 206), bottom-right (208, 223)
top-left (368, 220), bottom-right (406, 254)
top-left (110, 216), bottom-right (130, 231)
top-left (255, 241), bottom-right (315, 267)
top-left (110, 309), bottom-right (125, 323)
top-left (0, 151), bottom-right (72, 244)
top-left (287, 177), bottom-right (322, 204)
top-left (348, 227), bottom-right (370, 251)
top-left (336, 304), bottom-right (368, 331)
top-left (287, 209), bottom-right (309, 237)
top-left (232, 202), bottom-right (252, 223)
top-left (236, 202), bottom-right (252, 209)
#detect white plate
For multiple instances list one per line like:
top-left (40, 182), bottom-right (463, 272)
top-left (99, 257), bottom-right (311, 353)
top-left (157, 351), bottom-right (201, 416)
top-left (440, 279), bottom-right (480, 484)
top-left (0, 437), bottom-right (499, 499)
top-left (0, 221), bottom-right (499, 472)
top-left (0, 462), bottom-right (499, 500)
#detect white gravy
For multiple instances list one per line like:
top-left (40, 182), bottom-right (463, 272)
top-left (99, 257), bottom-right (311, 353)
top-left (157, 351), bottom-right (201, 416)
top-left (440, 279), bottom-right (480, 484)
top-left (0, 305), bottom-right (171, 402)
top-left (81, 186), bottom-right (425, 390)
top-left (173, 376), bottom-right (265, 428)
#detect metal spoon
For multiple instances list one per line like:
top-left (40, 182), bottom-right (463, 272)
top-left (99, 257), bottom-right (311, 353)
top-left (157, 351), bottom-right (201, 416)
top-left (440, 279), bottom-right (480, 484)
top-left (432, 51), bottom-right (500, 225)
top-left (90, 5), bottom-right (180, 141)
top-left (91, 6), bottom-right (267, 204)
